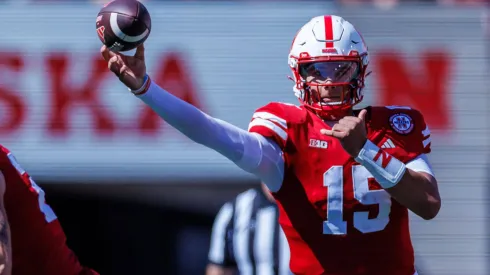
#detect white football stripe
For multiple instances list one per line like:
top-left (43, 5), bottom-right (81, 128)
top-left (248, 118), bottom-right (287, 142)
top-left (110, 13), bottom-right (149, 43)
top-left (252, 112), bottom-right (287, 129)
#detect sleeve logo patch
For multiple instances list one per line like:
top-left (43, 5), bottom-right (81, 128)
top-left (389, 113), bottom-right (414, 134)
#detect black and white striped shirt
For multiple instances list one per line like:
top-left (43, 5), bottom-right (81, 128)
top-left (208, 188), bottom-right (293, 275)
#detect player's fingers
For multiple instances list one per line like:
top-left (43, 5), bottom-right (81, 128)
top-left (116, 55), bottom-right (128, 69)
top-left (342, 116), bottom-right (361, 123)
top-left (338, 119), bottom-right (357, 129)
top-left (108, 56), bottom-right (121, 75)
top-left (100, 46), bottom-right (110, 61)
top-left (320, 129), bottom-right (333, 135)
top-left (118, 64), bottom-right (130, 80)
top-left (113, 53), bottom-right (129, 65)
top-left (320, 129), bottom-right (346, 139)
top-left (100, 45), bottom-right (116, 61)
top-left (332, 123), bottom-right (350, 133)
top-left (358, 109), bottom-right (368, 121)
top-left (134, 44), bottom-right (145, 60)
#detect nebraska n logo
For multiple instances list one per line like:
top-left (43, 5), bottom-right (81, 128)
top-left (373, 149), bottom-right (393, 169)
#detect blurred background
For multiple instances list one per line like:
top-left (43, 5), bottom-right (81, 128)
top-left (0, 0), bottom-right (488, 274)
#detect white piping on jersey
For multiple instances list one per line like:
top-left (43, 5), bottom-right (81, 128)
top-left (252, 112), bottom-right (288, 130)
top-left (248, 119), bottom-right (288, 142)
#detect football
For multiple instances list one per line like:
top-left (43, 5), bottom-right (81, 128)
top-left (96, 0), bottom-right (151, 52)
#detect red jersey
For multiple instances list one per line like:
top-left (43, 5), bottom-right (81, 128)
top-left (248, 103), bottom-right (431, 275)
top-left (0, 146), bottom-right (98, 275)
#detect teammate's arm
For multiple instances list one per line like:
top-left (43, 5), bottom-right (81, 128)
top-left (0, 173), bottom-right (12, 275)
top-left (101, 45), bottom-right (285, 192)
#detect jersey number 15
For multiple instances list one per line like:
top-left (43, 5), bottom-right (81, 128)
top-left (323, 165), bottom-right (392, 235)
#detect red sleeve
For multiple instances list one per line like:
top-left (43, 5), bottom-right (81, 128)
top-left (385, 108), bottom-right (431, 162)
top-left (404, 108), bottom-right (431, 156)
top-left (247, 102), bottom-right (289, 150)
top-left (0, 146), bottom-right (98, 275)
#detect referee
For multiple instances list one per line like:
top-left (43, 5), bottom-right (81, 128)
top-left (206, 184), bottom-right (293, 275)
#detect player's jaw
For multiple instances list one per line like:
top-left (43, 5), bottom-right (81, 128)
top-left (305, 82), bottom-right (355, 120)
top-left (309, 84), bottom-right (351, 106)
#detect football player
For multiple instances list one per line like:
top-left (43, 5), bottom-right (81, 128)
top-left (102, 15), bottom-right (441, 275)
top-left (0, 146), bottom-right (99, 275)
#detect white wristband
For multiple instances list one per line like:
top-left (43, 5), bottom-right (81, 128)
top-left (355, 140), bottom-right (406, 189)
top-left (129, 74), bottom-right (150, 95)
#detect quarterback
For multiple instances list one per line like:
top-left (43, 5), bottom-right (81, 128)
top-left (102, 15), bottom-right (441, 275)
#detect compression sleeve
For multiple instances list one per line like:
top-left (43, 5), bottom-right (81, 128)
top-left (406, 154), bottom-right (435, 177)
top-left (135, 79), bottom-right (285, 191)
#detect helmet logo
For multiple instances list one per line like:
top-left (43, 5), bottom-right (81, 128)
top-left (299, 52), bottom-right (310, 58)
top-left (322, 48), bottom-right (338, 54)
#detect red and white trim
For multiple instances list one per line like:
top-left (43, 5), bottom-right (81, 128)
top-left (248, 119), bottom-right (287, 142)
top-left (422, 125), bottom-right (431, 149)
top-left (323, 15), bottom-right (334, 48)
top-left (248, 111), bottom-right (288, 144)
top-left (252, 112), bottom-right (288, 130)
top-left (131, 74), bottom-right (152, 96)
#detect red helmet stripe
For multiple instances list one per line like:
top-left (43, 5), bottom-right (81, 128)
top-left (323, 15), bottom-right (334, 48)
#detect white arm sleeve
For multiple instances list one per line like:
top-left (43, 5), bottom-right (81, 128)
top-left (136, 80), bottom-right (285, 191)
top-left (406, 154), bottom-right (435, 177)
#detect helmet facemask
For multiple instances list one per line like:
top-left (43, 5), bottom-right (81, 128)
top-left (292, 54), bottom-right (369, 120)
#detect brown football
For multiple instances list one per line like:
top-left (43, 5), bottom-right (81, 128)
top-left (96, 0), bottom-right (151, 52)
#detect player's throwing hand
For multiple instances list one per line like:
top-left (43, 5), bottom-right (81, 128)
top-left (320, 109), bottom-right (368, 157)
top-left (100, 44), bottom-right (147, 90)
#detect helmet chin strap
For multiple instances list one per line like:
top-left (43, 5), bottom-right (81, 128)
top-left (302, 83), bottom-right (356, 120)
top-left (289, 73), bottom-right (361, 120)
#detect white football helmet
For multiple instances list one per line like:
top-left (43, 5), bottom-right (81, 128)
top-left (288, 15), bottom-right (370, 119)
